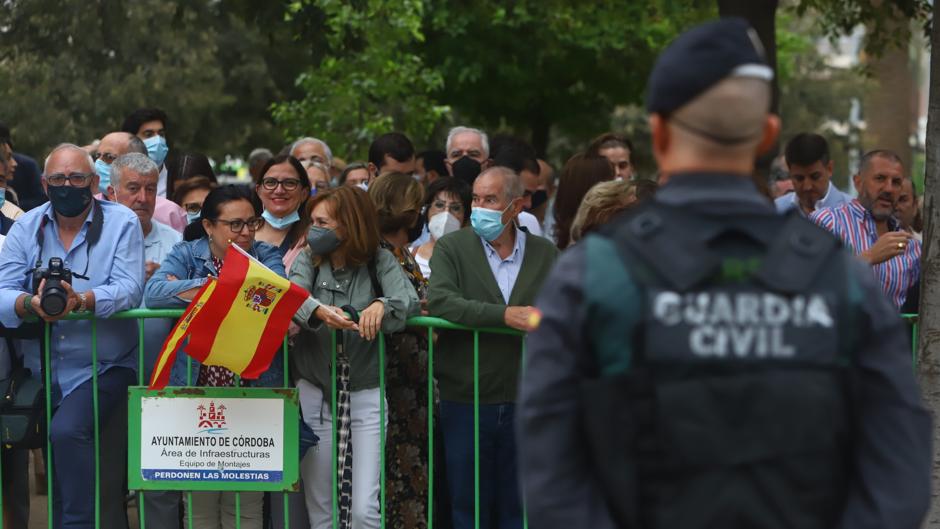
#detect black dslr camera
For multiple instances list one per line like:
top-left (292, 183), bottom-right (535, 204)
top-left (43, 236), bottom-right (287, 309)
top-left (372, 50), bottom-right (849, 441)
top-left (32, 258), bottom-right (73, 317)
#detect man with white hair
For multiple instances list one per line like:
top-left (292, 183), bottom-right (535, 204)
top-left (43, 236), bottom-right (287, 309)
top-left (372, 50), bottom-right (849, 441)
top-left (0, 143), bottom-right (145, 528)
top-left (290, 137), bottom-right (333, 169)
top-left (445, 126), bottom-right (490, 184)
top-left (108, 153), bottom-right (180, 283)
top-left (428, 165), bottom-right (558, 529)
top-left (108, 152), bottom-right (182, 529)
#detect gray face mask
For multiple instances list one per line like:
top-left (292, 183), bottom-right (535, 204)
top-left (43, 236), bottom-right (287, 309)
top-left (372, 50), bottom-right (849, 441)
top-left (306, 226), bottom-right (341, 255)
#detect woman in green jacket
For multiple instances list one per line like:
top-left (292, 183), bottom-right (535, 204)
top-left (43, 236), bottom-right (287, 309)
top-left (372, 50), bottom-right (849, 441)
top-left (290, 186), bottom-right (419, 529)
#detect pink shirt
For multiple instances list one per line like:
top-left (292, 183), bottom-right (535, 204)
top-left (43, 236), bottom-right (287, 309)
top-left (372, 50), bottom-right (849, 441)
top-left (154, 196), bottom-right (187, 233)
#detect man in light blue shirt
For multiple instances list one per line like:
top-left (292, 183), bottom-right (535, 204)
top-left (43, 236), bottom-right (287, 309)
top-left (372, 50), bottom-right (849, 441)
top-left (0, 143), bottom-right (144, 529)
top-left (106, 152), bottom-right (182, 529)
top-left (480, 218), bottom-right (526, 303)
top-left (774, 133), bottom-right (852, 217)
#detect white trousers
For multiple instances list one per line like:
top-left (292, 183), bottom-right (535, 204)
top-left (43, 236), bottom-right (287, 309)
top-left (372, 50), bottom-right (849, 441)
top-left (298, 380), bottom-right (386, 529)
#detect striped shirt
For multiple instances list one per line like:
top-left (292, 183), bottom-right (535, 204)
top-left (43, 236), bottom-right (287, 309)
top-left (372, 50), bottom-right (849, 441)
top-left (810, 200), bottom-right (920, 309)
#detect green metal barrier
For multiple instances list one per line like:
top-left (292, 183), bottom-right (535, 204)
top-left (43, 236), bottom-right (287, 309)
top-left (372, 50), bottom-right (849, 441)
top-left (2, 309), bottom-right (529, 529)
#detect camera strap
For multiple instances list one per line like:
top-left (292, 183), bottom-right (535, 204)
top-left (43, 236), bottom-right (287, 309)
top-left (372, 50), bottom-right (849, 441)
top-left (34, 199), bottom-right (104, 279)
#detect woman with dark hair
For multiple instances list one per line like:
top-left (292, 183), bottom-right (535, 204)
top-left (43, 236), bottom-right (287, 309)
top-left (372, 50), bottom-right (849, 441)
top-left (166, 152), bottom-right (216, 198)
top-left (253, 155), bottom-right (312, 272)
top-left (173, 175), bottom-right (218, 225)
top-left (412, 177), bottom-right (471, 279)
top-left (144, 185), bottom-right (284, 528)
top-left (367, 173), bottom-right (431, 528)
top-left (552, 153), bottom-right (615, 249)
top-left (290, 186), bottom-right (418, 529)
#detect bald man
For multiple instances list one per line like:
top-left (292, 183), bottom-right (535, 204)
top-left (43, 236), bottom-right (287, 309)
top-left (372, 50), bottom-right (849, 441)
top-left (94, 131), bottom-right (187, 232)
top-left (518, 18), bottom-right (930, 529)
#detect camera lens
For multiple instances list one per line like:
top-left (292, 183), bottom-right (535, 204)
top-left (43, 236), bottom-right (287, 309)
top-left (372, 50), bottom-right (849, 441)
top-left (40, 282), bottom-right (68, 317)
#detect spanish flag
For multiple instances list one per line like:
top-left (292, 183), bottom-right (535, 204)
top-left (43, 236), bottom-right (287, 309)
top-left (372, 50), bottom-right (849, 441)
top-left (148, 244), bottom-right (309, 389)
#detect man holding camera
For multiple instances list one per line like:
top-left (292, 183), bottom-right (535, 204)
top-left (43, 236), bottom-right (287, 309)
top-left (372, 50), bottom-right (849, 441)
top-left (0, 143), bottom-right (144, 528)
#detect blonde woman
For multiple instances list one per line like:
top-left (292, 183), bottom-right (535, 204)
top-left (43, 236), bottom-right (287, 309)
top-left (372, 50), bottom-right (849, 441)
top-left (569, 179), bottom-right (638, 243)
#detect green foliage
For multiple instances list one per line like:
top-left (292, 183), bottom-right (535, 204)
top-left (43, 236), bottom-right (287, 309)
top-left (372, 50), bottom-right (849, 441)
top-left (271, 0), bottom-right (450, 162)
top-left (793, 0), bottom-right (931, 54)
top-left (0, 0), bottom-right (301, 160)
top-left (422, 0), bottom-right (716, 154)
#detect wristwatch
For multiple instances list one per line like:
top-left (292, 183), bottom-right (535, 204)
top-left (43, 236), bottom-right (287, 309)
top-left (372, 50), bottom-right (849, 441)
top-left (78, 292), bottom-right (88, 313)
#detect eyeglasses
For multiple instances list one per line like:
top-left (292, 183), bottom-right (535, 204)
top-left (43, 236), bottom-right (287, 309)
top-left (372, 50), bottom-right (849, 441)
top-left (260, 177), bottom-right (303, 191)
top-left (46, 172), bottom-right (93, 187)
top-left (298, 156), bottom-right (326, 168)
top-left (94, 152), bottom-right (118, 164)
top-left (183, 202), bottom-right (202, 214)
top-left (433, 200), bottom-right (464, 214)
top-left (214, 217), bottom-right (264, 233)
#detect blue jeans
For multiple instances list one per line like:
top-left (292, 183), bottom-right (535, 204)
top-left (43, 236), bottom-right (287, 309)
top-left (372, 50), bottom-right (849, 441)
top-left (50, 367), bottom-right (136, 529)
top-left (439, 400), bottom-right (522, 529)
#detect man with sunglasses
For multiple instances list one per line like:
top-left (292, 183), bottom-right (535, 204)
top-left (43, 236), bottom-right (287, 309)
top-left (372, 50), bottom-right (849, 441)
top-left (0, 143), bottom-right (145, 529)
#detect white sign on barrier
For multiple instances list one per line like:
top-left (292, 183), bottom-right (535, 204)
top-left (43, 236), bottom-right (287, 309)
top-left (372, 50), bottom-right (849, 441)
top-left (139, 396), bottom-right (285, 484)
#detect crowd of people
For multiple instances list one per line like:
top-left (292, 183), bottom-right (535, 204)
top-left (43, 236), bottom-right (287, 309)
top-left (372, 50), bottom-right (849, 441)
top-left (0, 97), bottom-right (923, 529)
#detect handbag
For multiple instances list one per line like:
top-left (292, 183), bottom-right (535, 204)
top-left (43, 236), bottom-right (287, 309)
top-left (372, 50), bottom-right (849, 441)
top-left (0, 336), bottom-right (45, 449)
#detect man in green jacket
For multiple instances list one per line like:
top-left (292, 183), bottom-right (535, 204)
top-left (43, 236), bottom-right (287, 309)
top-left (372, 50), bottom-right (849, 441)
top-left (428, 165), bottom-right (558, 529)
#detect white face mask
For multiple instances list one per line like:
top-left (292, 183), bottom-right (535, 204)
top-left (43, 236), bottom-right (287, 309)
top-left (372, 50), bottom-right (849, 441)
top-left (428, 211), bottom-right (462, 241)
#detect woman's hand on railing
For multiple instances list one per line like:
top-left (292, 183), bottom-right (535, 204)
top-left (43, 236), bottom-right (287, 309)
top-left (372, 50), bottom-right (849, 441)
top-left (315, 304), bottom-right (359, 332)
top-left (359, 300), bottom-right (385, 341)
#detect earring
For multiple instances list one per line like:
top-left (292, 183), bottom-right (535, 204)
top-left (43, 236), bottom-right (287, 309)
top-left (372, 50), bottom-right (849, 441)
top-left (227, 239), bottom-right (232, 244)
top-left (208, 235), bottom-right (212, 242)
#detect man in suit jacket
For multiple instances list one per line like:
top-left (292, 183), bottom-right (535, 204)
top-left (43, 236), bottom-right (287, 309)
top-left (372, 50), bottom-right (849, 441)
top-left (428, 166), bottom-right (559, 529)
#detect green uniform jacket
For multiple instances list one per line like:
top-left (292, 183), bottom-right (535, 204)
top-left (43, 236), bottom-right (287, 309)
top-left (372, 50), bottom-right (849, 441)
top-left (428, 226), bottom-right (558, 403)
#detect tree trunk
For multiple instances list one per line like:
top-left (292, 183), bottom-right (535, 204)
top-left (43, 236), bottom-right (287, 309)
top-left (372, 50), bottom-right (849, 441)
top-left (917, 0), bottom-right (940, 526)
top-left (717, 0), bottom-right (779, 182)
top-left (716, 0), bottom-right (780, 113)
top-left (863, 17), bottom-right (914, 170)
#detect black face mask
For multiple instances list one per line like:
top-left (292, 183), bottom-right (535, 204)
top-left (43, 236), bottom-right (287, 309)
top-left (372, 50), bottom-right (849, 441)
top-left (527, 190), bottom-right (549, 211)
top-left (48, 185), bottom-right (93, 218)
top-left (451, 156), bottom-right (482, 185)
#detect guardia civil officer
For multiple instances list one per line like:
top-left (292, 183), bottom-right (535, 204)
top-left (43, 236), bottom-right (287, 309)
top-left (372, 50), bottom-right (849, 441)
top-left (516, 18), bottom-right (931, 529)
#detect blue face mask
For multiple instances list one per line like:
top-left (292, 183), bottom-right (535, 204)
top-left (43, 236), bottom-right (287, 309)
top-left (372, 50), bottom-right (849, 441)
top-left (262, 209), bottom-right (300, 230)
top-left (186, 211), bottom-right (201, 224)
top-left (143, 135), bottom-right (169, 166)
top-left (470, 204), bottom-right (512, 242)
top-left (94, 159), bottom-right (111, 194)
